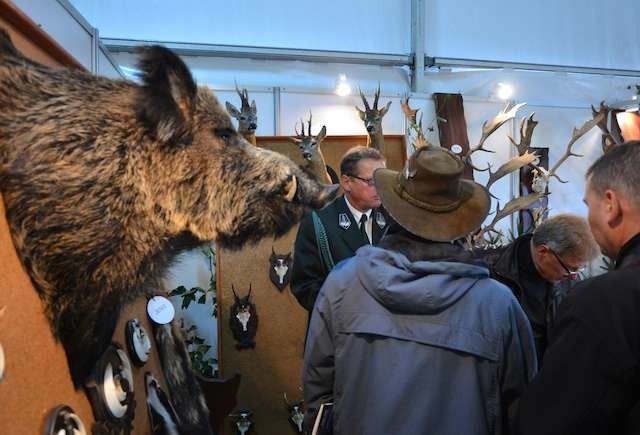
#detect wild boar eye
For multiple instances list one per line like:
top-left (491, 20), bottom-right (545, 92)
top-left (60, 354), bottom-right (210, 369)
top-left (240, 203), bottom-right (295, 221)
top-left (214, 128), bottom-right (234, 142)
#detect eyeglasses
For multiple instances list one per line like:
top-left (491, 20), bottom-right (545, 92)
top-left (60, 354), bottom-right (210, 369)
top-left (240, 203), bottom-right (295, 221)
top-left (549, 248), bottom-right (585, 279)
top-left (349, 174), bottom-right (375, 187)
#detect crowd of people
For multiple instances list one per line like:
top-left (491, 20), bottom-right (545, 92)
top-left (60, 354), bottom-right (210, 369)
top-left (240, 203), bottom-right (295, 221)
top-left (291, 140), bottom-right (640, 435)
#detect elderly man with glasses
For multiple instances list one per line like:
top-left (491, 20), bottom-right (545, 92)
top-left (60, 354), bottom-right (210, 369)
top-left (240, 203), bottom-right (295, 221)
top-left (517, 140), bottom-right (640, 435)
top-left (291, 146), bottom-right (391, 313)
top-left (488, 213), bottom-right (599, 363)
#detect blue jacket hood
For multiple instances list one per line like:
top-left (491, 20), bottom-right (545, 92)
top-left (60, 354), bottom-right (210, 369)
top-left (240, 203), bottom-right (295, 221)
top-left (354, 245), bottom-right (490, 314)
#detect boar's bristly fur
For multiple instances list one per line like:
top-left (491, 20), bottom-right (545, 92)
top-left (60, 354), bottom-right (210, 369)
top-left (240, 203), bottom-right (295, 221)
top-left (0, 27), bottom-right (336, 407)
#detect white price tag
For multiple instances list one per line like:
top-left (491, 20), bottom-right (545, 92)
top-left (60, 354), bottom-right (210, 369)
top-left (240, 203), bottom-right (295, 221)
top-left (146, 296), bottom-right (175, 324)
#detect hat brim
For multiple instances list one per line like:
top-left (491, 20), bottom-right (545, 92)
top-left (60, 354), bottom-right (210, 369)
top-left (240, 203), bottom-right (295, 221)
top-left (374, 168), bottom-right (491, 242)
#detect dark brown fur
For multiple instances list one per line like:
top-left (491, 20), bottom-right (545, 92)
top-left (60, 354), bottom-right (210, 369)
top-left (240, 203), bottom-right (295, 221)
top-left (0, 28), bottom-right (336, 396)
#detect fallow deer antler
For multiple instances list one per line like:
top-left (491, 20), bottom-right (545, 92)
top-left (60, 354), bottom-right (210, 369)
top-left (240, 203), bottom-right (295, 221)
top-left (486, 151), bottom-right (539, 189)
top-left (475, 192), bottom-right (547, 241)
top-left (401, 95), bottom-right (419, 126)
top-left (591, 101), bottom-right (622, 153)
top-left (507, 113), bottom-right (538, 156)
top-left (547, 114), bottom-right (603, 182)
top-left (464, 102), bottom-right (527, 160)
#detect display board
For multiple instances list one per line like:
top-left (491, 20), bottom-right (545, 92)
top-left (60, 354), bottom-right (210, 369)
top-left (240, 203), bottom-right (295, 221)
top-left (218, 135), bottom-right (406, 434)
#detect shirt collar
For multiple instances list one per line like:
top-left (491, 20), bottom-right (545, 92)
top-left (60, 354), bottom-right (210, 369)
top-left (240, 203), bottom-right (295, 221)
top-left (344, 196), bottom-right (372, 223)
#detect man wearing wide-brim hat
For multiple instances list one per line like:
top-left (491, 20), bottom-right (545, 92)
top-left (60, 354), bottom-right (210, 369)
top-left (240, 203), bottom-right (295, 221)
top-left (302, 145), bottom-right (537, 435)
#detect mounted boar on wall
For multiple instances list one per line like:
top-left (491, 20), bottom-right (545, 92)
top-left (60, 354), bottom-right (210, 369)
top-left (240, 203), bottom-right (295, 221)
top-left (0, 28), bottom-right (336, 433)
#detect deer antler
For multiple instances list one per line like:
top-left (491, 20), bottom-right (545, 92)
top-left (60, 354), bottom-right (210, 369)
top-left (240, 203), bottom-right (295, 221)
top-left (546, 114), bottom-right (603, 183)
top-left (486, 151), bottom-right (539, 189)
top-left (234, 82), bottom-right (250, 110)
top-left (591, 101), bottom-right (622, 153)
top-left (507, 113), bottom-right (538, 156)
top-left (476, 192), bottom-right (546, 241)
top-left (373, 84), bottom-right (381, 109)
top-left (465, 102), bottom-right (526, 159)
top-left (401, 95), bottom-right (419, 126)
top-left (359, 88), bottom-right (371, 111)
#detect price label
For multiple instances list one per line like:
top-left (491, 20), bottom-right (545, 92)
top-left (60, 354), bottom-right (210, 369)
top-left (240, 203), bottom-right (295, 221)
top-left (147, 296), bottom-right (175, 324)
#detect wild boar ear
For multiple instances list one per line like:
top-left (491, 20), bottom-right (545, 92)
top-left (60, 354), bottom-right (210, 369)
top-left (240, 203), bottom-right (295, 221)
top-left (135, 45), bottom-right (197, 145)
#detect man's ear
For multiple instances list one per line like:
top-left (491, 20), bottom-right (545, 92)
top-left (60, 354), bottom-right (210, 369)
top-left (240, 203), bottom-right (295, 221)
top-left (340, 174), bottom-right (351, 192)
top-left (605, 189), bottom-right (623, 226)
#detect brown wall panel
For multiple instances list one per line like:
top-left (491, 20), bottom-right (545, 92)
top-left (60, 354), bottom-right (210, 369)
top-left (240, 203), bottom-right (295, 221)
top-left (218, 136), bottom-right (406, 434)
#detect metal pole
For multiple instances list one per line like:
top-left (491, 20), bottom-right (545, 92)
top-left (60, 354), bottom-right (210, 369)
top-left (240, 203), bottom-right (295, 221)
top-left (411, 0), bottom-right (426, 92)
top-left (273, 87), bottom-right (281, 136)
top-left (91, 27), bottom-right (99, 74)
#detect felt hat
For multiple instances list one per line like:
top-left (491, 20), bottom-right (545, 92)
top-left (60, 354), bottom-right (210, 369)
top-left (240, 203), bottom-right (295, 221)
top-left (374, 145), bottom-right (490, 242)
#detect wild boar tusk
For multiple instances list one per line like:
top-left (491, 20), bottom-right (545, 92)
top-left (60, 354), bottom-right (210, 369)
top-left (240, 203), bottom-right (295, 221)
top-left (284, 175), bottom-right (297, 202)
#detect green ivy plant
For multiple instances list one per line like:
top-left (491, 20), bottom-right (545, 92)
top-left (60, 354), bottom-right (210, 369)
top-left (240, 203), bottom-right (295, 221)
top-left (182, 321), bottom-right (218, 378)
top-left (169, 243), bottom-right (219, 378)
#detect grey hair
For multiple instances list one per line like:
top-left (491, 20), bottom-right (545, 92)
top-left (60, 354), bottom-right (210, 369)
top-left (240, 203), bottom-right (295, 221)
top-left (532, 213), bottom-right (598, 260)
top-left (340, 145), bottom-right (385, 176)
top-left (586, 140), bottom-right (640, 209)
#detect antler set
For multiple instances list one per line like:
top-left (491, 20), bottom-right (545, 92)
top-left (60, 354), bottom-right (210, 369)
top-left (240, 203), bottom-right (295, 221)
top-left (294, 112), bottom-right (315, 139)
top-left (398, 95), bottom-right (601, 248)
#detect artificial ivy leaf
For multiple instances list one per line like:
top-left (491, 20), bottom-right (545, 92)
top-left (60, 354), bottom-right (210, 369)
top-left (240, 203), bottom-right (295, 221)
top-left (169, 285), bottom-right (187, 296)
top-left (197, 294), bottom-right (206, 304)
top-left (182, 293), bottom-right (196, 310)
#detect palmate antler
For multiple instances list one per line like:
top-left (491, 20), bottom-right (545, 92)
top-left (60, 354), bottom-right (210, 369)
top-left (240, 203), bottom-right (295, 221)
top-left (591, 101), bottom-right (622, 154)
top-left (463, 102), bottom-right (527, 160)
top-left (486, 151), bottom-right (539, 189)
top-left (400, 95), bottom-right (437, 153)
top-left (401, 95), bottom-right (419, 126)
top-left (508, 113), bottom-right (538, 156)
top-left (473, 192), bottom-right (547, 243)
top-left (530, 114), bottom-right (604, 192)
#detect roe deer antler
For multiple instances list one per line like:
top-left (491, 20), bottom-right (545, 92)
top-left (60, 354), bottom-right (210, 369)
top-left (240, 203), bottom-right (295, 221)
top-left (289, 112), bottom-right (332, 184)
top-left (355, 85), bottom-right (392, 153)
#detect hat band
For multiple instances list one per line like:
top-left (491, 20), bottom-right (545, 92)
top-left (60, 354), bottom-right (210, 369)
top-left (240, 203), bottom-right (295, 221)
top-left (393, 174), bottom-right (464, 213)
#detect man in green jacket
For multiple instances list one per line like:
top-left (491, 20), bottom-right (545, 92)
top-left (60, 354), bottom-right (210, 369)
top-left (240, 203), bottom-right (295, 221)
top-left (291, 146), bottom-right (390, 311)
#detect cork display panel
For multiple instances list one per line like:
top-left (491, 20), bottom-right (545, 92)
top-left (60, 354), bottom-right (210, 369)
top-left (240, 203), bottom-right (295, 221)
top-left (218, 135), bottom-right (406, 434)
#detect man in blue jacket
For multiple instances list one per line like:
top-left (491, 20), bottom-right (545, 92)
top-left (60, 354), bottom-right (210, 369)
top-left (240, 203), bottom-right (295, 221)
top-left (517, 140), bottom-right (640, 435)
top-left (303, 145), bottom-right (537, 435)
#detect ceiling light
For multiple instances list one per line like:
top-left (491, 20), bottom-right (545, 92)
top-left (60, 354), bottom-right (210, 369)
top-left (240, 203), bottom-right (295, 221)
top-left (495, 82), bottom-right (514, 100)
top-left (335, 74), bottom-right (351, 97)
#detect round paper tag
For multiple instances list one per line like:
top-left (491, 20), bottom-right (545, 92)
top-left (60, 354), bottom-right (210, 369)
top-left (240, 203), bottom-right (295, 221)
top-left (147, 296), bottom-right (175, 324)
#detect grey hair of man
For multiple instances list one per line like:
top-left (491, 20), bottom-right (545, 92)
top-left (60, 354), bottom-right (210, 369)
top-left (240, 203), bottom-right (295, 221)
top-left (586, 140), bottom-right (640, 210)
top-left (532, 213), bottom-right (599, 261)
top-left (339, 146), bottom-right (385, 176)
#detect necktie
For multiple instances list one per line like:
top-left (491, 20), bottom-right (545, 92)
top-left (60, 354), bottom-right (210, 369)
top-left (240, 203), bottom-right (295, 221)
top-left (359, 214), bottom-right (370, 244)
